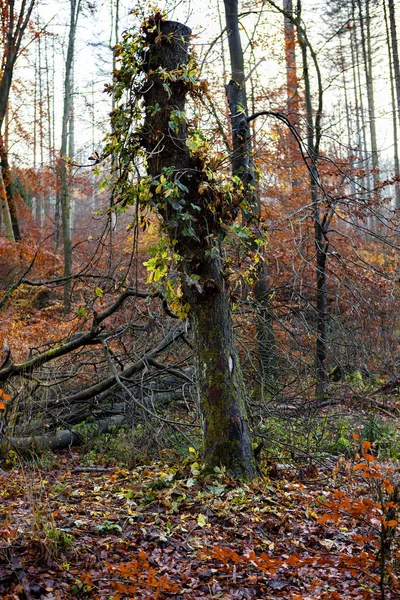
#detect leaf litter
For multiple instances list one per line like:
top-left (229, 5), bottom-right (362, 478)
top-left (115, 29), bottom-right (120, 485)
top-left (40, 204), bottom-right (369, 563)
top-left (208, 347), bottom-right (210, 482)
top-left (0, 450), bottom-right (399, 599)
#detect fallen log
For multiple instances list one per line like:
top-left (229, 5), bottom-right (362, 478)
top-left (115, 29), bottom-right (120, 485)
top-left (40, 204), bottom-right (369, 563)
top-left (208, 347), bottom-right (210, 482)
top-left (6, 414), bottom-right (126, 451)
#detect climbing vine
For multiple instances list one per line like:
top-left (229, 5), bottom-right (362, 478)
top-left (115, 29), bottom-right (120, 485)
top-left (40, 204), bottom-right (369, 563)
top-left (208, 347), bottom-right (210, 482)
top-left (104, 11), bottom-right (263, 314)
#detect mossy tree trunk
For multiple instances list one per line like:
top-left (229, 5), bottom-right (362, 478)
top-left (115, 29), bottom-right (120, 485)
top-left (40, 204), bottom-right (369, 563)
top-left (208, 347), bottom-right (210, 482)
top-left (141, 19), bottom-right (257, 479)
top-left (184, 253), bottom-right (257, 478)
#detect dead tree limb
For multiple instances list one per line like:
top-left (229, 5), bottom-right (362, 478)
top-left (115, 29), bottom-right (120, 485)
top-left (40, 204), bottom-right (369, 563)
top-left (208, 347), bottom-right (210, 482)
top-left (0, 288), bottom-right (180, 383)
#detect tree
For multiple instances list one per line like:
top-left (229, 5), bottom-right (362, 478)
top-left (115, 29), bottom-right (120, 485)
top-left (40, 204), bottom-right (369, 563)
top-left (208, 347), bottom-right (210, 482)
top-left (0, 0), bottom-right (36, 241)
top-left (283, 0), bottom-right (301, 189)
top-left (356, 0), bottom-right (380, 206)
top-left (387, 0), bottom-right (400, 211)
top-left (108, 15), bottom-right (258, 479)
top-left (266, 0), bottom-right (329, 397)
top-left (60, 0), bottom-right (81, 311)
top-left (223, 0), bottom-right (280, 399)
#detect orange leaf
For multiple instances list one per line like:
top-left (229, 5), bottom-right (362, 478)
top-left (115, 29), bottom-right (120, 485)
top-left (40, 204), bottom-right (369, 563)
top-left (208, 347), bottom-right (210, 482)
top-left (0, 401), bottom-right (5, 411)
top-left (353, 463), bottom-right (368, 471)
top-left (353, 433), bottom-right (360, 441)
top-left (362, 441), bottom-right (371, 450)
top-left (1, 393), bottom-right (10, 401)
top-left (383, 480), bottom-right (394, 494)
top-left (80, 574), bottom-right (93, 585)
top-left (386, 520), bottom-right (397, 527)
top-left (363, 453), bottom-right (375, 463)
top-left (318, 512), bottom-right (340, 524)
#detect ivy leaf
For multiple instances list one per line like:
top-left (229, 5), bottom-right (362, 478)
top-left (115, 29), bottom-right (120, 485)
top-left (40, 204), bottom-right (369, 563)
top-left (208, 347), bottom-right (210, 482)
top-left (197, 514), bottom-right (207, 528)
top-left (206, 484), bottom-right (225, 496)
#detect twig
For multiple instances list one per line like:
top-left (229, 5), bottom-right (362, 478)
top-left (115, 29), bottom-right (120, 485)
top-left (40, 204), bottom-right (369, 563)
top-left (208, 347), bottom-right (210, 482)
top-left (102, 340), bottom-right (198, 448)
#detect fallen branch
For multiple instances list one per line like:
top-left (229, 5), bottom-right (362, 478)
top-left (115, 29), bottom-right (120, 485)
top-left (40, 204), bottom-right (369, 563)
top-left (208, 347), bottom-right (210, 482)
top-left (0, 287), bottom-right (168, 383)
top-left (6, 414), bottom-right (126, 451)
top-left (73, 466), bottom-right (114, 473)
top-left (62, 321), bottom-right (188, 405)
top-left (102, 340), bottom-right (198, 448)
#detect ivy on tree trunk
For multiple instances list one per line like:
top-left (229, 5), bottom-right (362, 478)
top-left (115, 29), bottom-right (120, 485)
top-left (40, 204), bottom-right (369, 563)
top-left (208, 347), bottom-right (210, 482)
top-left (138, 18), bottom-right (257, 479)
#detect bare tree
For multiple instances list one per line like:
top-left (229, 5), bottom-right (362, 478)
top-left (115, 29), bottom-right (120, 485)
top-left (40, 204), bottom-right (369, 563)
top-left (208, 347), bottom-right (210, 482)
top-left (0, 0), bottom-right (36, 240)
top-left (59, 0), bottom-right (81, 311)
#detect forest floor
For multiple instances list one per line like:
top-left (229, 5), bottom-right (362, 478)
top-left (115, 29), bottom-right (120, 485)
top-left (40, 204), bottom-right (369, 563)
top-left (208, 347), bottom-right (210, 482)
top-left (0, 447), bottom-right (399, 600)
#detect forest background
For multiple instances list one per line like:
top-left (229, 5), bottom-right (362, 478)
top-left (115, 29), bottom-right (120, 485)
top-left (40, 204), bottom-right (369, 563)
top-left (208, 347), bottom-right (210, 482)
top-left (1, 0), bottom-right (400, 598)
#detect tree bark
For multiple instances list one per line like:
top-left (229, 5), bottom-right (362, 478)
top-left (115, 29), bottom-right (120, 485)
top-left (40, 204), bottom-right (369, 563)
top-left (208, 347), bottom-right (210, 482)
top-left (283, 0), bottom-right (301, 188)
top-left (0, 162), bottom-right (14, 241)
top-left (60, 0), bottom-right (80, 312)
top-left (0, 137), bottom-right (21, 239)
top-left (357, 0), bottom-right (379, 198)
top-left (387, 0), bottom-right (400, 213)
top-left (223, 0), bottom-right (280, 399)
top-left (0, 1), bottom-right (36, 240)
top-left (141, 19), bottom-right (257, 479)
top-left (384, 0), bottom-right (400, 211)
top-left (295, 1), bottom-right (328, 398)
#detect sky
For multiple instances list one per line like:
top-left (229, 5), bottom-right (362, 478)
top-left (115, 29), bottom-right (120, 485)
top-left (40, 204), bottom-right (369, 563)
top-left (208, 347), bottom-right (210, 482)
top-left (7, 0), bottom-right (400, 179)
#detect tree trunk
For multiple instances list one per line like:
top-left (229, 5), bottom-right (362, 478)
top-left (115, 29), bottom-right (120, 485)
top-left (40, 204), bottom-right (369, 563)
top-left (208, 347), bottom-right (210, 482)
top-left (223, 0), bottom-right (280, 399)
top-left (283, 0), bottom-right (301, 188)
top-left (351, 0), bottom-right (370, 200)
top-left (339, 33), bottom-right (355, 193)
top-left (60, 0), bottom-right (80, 311)
top-left (0, 138), bottom-right (21, 240)
top-left (142, 19), bottom-right (257, 479)
top-left (186, 253), bottom-right (257, 476)
top-left (384, 0), bottom-right (400, 211)
top-left (388, 0), bottom-right (400, 212)
top-left (388, 0), bottom-right (400, 129)
top-left (0, 164), bottom-right (14, 241)
top-left (357, 0), bottom-right (379, 198)
top-left (0, 1), bottom-right (36, 241)
top-left (295, 3), bottom-right (328, 398)
top-left (349, 1), bottom-right (364, 199)
top-left (9, 415), bottom-right (126, 451)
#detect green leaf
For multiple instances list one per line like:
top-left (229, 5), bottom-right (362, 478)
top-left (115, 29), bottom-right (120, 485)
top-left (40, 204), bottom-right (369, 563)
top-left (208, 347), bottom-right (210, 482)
top-left (95, 287), bottom-right (104, 298)
top-left (197, 514), bottom-right (207, 528)
top-left (206, 484), bottom-right (225, 496)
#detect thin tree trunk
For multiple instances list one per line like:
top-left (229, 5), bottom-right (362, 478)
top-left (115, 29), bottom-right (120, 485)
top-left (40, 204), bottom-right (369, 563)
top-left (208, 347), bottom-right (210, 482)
top-left (352, 0), bottom-right (370, 199)
top-left (357, 0), bottom-right (379, 197)
top-left (388, 0), bottom-right (400, 129)
top-left (384, 0), bottom-right (400, 211)
top-left (44, 32), bottom-right (52, 219)
top-left (60, 0), bottom-right (80, 311)
top-left (349, 2), bottom-right (363, 197)
top-left (38, 25), bottom-right (45, 227)
top-left (388, 0), bottom-right (400, 213)
top-left (339, 33), bottom-right (355, 195)
top-left (223, 0), bottom-right (280, 398)
top-left (295, 3), bottom-right (328, 398)
top-left (283, 0), bottom-right (300, 188)
top-left (0, 1), bottom-right (35, 241)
